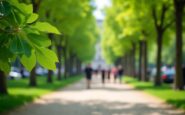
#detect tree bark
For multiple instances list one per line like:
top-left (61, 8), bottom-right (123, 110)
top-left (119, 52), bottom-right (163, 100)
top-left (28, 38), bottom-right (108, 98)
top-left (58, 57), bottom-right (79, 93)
top-left (155, 33), bottom-right (163, 86)
top-left (141, 40), bottom-right (148, 81)
top-left (47, 34), bottom-right (53, 83)
top-left (152, 4), bottom-right (172, 86)
top-left (47, 70), bottom-right (53, 83)
top-left (174, 0), bottom-right (185, 90)
top-left (29, 0), bottom-right (41, 86)
top-left (125, 54), bottom-right (129, 75)
top-left (57, 45), bottom-right (62, 80)
top-left (76, 59), bottom-right (82, 74)
top-left (132, 43), bottom-right (136, 78)
top-left (138, 41), bottom-right (142, 81)
top-left (29, 67), bottom-right (37, 86)
top-left (64, 47), bottom-right (68, 79)
top-left (0, 70), bottom-right (8, 95)
top-left (69, 54), bottom-right (73, 76)
top-left (31, 0), bottom-right (42, 13)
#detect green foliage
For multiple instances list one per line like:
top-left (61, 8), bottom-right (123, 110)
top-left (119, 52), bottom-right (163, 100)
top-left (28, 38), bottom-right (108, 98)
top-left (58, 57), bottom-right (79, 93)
top-left (31, 22), bottom-right (61, 35)
top-left (39, 0), bottom-right (97, 62)
top-left (0, 0), bottom-right (61, 72)
top-left (36, 48), bottom-right (58, 70)
top-left (103, 0), bottom-right (175, 65)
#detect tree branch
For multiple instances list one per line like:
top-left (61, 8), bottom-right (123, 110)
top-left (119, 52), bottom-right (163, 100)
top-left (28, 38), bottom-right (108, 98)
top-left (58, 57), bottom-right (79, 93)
top-left (160, 4), bottom-right (168, 27)
top-left (152, 7), bottom-right (159, 30)
top-left (163, 18), bottom-right (174, 31)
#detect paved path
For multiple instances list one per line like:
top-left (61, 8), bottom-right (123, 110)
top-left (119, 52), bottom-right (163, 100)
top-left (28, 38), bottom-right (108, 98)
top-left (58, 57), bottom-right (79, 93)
top-left (5, 76), bottom-right (185, 115)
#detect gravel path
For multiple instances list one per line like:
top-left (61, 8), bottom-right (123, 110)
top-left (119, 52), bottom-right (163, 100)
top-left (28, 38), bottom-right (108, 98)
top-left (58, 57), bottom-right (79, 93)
top-left (5, 76), bottom-right (185, 115)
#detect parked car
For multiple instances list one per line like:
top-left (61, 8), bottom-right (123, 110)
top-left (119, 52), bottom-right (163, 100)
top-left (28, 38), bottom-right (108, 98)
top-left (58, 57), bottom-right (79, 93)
top-left (161, 67), bottom-right (175, 83)
top-left (8, 67), bottom-right (21, 80)
top-left (36, 67), bottom-right (47, 76)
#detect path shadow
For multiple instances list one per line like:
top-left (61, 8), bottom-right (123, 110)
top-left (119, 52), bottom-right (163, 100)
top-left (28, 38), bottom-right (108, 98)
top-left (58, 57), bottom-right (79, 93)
top-left (8, 99), bottom-right (185, 115)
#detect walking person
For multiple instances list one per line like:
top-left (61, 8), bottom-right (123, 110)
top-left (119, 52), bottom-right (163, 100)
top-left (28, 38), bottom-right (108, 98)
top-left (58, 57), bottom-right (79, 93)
top-left (101, 69), bottom-right (106, 85)
top-left (118, 65), bottom-right (124, 84)
top-left (84, 64), bottom-right (93, 89)
top-left (112, 67), bottom-right (118, 83)
top-left (107, 69), bottom-right (111, 82)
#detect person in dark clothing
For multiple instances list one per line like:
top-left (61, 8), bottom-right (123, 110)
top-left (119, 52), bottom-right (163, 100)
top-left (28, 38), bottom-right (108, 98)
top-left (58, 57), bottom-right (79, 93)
top-left (107, 69), bottom-right (111, 82)
top-left (84, 64), bottom-right (93, 89)
top-left (118, 65), bottom-right (124, 83)
top-left (101, 69), bottom-right (106, 85)
top-left (112, 67), bottom-right (118, 83)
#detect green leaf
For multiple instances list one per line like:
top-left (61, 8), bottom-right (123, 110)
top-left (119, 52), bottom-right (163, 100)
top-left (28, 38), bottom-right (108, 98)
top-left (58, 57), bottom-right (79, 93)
top-left (0, 60), bottom-right (11, 73)
top-left (0, 1), bottom-right (12, 18)
top-left (0, 46), bottom-right (13, 61)
top-left (27, 34), bottom-right (51, 47)
top-left (32, 22), bottom-right (61, 35)
top-left (0, 34), bottom-right (10, 45)
top-left (27, 13), bottom-right (38, 24)
top-left (13, 10), bottom-right (26, 25)
top-left (20, 50), bottom-right (36, 71)
top-left (9, 36), bottom-right (32, 56)
top-left (36, 47), bottom-right (58, 70)
top-left (9, 0), bottom-right (33, 15)
top-left (0, 47), bottom-right (12, 73)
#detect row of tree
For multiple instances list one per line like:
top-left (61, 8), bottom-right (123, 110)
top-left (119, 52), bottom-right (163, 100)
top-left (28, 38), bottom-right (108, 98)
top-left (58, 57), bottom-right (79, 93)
top-left (102, 0), bottom-right (185, 90)
top-left (0, 0), bottom-right (98, 95)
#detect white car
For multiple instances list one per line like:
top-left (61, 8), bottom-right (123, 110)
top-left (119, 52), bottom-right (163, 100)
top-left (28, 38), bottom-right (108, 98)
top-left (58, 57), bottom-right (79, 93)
top-left (9, 71), bottom-right (21, 80)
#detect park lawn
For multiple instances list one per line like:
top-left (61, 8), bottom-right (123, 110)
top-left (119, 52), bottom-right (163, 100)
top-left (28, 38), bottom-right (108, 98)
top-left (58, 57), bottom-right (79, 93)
top-left (0, 75), bottom-right (82, 113)
top-left (123, 77), bottom-right (185, 110)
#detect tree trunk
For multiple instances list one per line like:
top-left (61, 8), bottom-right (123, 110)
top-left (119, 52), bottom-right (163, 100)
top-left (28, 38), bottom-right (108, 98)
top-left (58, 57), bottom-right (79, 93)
top-left (57, 45), bottom-right (62, 80)
top-left (47, 34), bottom-right (53, 83)
top-left (174, 0), bottom-right (185, 90)
top-left (64, 47), bottom-right (68, 79)
top-left (155, 33), bottom-right (163, 86)
top-left (125, 54), bottom-right (129, 75)
top-left (29, 0), bottom-right (41, 86)
top-left (69, 55), bottom-right (73, 76)
top-left (138, 41), bottom-right (142, 81)
top-left (132, 43), bottom-right (136, 78)
top-left (31, 0), bottom-right (41, 13)
top-left (76, 59), bottom-right (82, 74)
top-left (47, 70), bottom-right (53, 83)
top-left (0, 70), bottom-right (8, 95)
top-left (29, 67), bottom-right (37, 86)
top-left (141, 41), bottom-right (148, 81)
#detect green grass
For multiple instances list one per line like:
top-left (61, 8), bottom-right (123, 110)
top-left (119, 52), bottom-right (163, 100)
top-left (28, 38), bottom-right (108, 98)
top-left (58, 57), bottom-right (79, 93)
top-left (0, 75), bottom-right (82, 113)
top-left (123, 77), bottom-right (185, 110)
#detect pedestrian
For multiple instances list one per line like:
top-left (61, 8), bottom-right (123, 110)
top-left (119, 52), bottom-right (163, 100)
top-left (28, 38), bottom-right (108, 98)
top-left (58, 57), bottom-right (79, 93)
top-left (107, 69), bottom-right (111, 82)
top-left (118, 65), bottom-right (124, 84)
top-left (101, 69), bottom-right (106, 85)
top-left (112, 67), bottom-right (118, 83)
top-left (84, 64), bottom-right (93, 89)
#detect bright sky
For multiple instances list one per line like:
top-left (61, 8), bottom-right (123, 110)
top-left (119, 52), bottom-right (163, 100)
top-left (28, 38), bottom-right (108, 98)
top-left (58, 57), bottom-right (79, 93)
top-left (93, 0), bottom-right (111, 20)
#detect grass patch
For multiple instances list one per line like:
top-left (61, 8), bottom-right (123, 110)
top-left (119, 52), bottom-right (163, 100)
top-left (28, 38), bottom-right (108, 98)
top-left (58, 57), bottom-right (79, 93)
top-left (0, 75), bottom-right (82, 113)
top-left (123, 77), bottom-right (185, 110)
